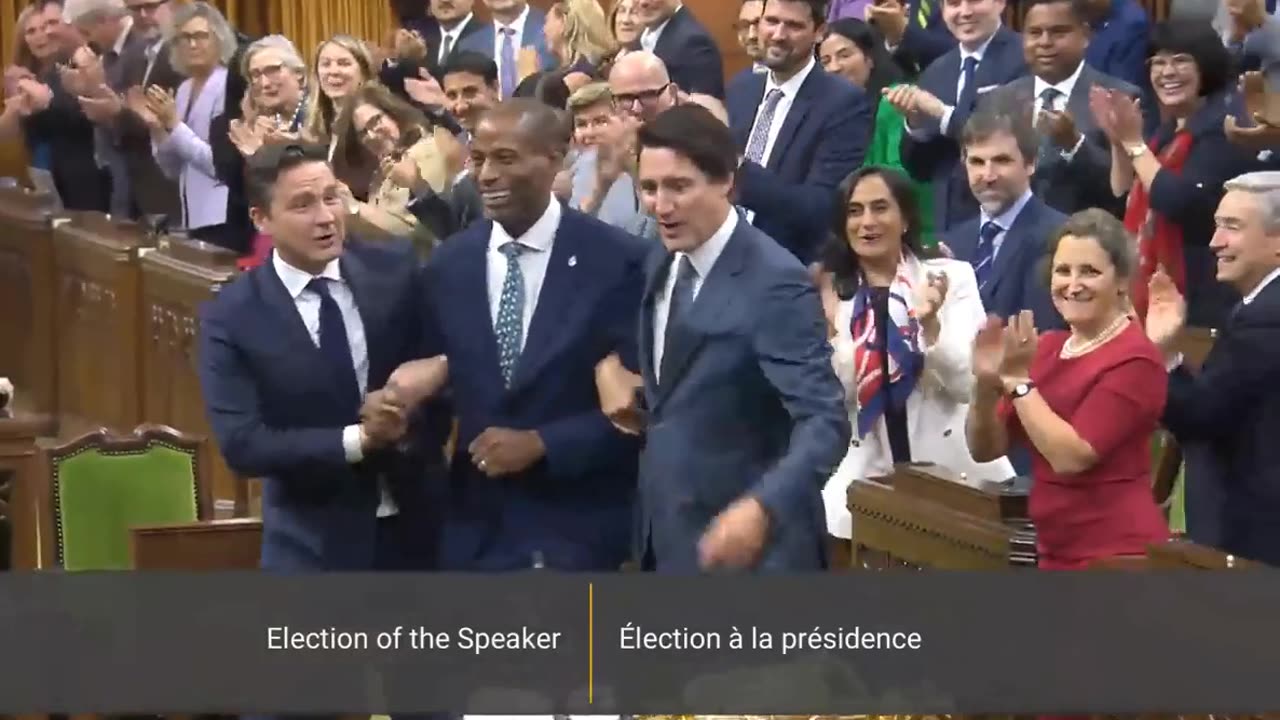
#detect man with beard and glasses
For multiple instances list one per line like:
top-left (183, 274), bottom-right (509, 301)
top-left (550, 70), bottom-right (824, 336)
top-left (411, 99), bottom-right (648, 572)
top-left (726, 0), bottom-right (871, 264)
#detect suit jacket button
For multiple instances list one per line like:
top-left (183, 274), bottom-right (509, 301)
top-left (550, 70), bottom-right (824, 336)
top-left (850, 439), bottom-right (860, 448)
top-left (943, 429), bottom-right (952, 437)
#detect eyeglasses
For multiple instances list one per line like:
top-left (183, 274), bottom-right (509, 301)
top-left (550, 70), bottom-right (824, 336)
top-left (248, 63), bottom-right (286, 83)
top-left (1146, 53), bottom-right (1196, 73)
top-left (177, 30), bottom-right (212, 45)
top-left (127, 1), bottom-right (169, 13)
top-left (613, 83), bottom-right (670, 107)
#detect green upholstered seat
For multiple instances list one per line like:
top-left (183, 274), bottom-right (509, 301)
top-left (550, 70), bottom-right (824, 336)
top-left (50, 430), bottom-right (203, 570)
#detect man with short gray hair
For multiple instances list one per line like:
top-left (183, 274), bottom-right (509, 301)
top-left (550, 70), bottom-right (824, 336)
top-left (1148, 170), bottom-right (1280, 566)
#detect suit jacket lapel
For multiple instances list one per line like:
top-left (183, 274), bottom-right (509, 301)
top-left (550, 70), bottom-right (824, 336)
top-left (457, 228), bottom-right (506, 387)
top-left (253, 258), bottom-right (328, 380)
top-left (639, 246), bottom-right (670, 408)
top-left (338, 246), bottom-right (385, 386)
top-left (733, 76), bottom-right (766, 148)
top-left (1066, 66), bottom-right (1097, 131)
top-left (986, 200), bottom-right (1036, 302)
top-left (766, 74), bottom-right (815, 172)
top-left (509, 214), bottom-right (578, 394)
top-left (655, 227), bottom-right (748, 407)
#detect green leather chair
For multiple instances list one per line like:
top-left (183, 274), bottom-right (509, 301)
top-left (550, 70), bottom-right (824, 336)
top-left (38, 424), bottom-right (211, 570)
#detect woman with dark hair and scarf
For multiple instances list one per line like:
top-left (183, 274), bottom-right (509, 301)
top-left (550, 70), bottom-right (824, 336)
top-left (818, 166), bottom-right (1013, 565)
top-left (819, 18), bottom-right (935, 245)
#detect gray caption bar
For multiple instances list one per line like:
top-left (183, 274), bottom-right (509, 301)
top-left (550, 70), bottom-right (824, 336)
top-left (0, 572), bottom-right (1277, 714)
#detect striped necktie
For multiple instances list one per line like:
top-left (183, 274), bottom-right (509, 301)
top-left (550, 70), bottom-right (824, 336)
top-left (973, 220), bottom-right (1002, 291)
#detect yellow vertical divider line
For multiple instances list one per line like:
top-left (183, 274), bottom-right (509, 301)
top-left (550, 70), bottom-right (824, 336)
top-left (588, 581), bottom-right (595, 704)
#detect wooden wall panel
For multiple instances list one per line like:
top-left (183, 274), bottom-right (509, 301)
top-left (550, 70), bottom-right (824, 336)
top-left (0, 189), bottom-right (57, 417)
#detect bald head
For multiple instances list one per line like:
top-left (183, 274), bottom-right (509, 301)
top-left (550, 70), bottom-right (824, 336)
top-left (608, 51), bottom-right (677, 122)
top-left (477, 98), bottom-right (569, 154)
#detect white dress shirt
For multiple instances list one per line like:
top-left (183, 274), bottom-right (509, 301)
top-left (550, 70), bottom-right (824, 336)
top-left (1244, 266), bottom-right (1280, 305)
top-left (272, 252), bottom-right (397, 518)
top-left (488, 196), bottom-right (562, 352)
top-left (744, 56), bottom-right (816, 224)
top-left (1033, 60), bottom-right (1083, 116)
top-left (493, 4), bottom-right (531, 84)
top-left (977, 187), bottom-right (1034, 263)
top-left (652, 208), bottom-right (737, 380)
top-left (904, 28), bottom-right (999, 138)
top-left (640, 4), bottom-right (682, 52)
top-left (439, 13), bottom-right (474, 64)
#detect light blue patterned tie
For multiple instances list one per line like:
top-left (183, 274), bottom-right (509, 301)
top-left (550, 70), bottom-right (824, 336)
top-left (744, 88), bottom-right (784, 164)
top-left (499, 26), bottom-right (517, 98)
top-left (495, 241), bottom-right (527, 386)
top-left (1036, 87), bottom-right (1063, 171)
top-left (973, 220), bottom-right (1002, 292)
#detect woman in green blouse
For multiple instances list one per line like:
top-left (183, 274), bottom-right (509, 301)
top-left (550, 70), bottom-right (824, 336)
top-left (819, 18), bottom-right (936, 246)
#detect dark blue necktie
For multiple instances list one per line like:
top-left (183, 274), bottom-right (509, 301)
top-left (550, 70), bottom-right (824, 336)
top-left (661, 254), bottom-right (698, 384)
top-left (956, 56), bottom-right (979, 112)
top-left (973, 220), bottom-right (1002, 292)
top-left (307, 277), bottom-right (361, 417)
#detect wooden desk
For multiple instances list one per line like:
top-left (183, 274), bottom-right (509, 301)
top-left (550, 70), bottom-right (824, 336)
top-left (51, 213), bottom-right (154, 435)
top-left (849, 464), bottom-right (1036, 570)
top-left (0, 188), bottom-right (58, 416)
top-left (130, 518), bottom-right (261, 570)
top-left (0, 412), bottom-right (56, 570)
top-left (140, 236), bottom-right (240, 510)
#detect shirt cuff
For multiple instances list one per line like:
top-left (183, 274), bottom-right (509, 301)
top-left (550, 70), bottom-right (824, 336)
top-left (342, 424), bottom-right (366, 463)
top-left (1165, 353), bottom-right (1184, 373)
top-left (1060, 134), bottom-right (1086, 162)
top-left (939, 106), bottom-right (955, 136)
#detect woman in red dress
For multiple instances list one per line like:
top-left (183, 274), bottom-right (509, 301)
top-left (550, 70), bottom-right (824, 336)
top-left (966, 209), bottom-right (1171, 569)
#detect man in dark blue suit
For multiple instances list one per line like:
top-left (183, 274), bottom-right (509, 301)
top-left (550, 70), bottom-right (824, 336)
top-left (419, 99), bottom-right (647, 571)
top-left (197, 142), bottom-right (448, 573)
top-left (888, 0), bottom-right (1028, 232)
top-left (636, 0), bottom-right (725, 98)
top-left (602, 104), bottom-right (849, 572)
top-left (726, 0), bottom-right (871, 264)
top-left (945, 111), bottom-right (1064, 330)
top-left (456, 0), bottom-right (556, 98)
top-left (1149, 171), bottom-right (1280, 566)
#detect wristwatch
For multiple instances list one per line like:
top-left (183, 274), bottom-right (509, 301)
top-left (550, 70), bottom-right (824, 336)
top-left (1010, 381), bottom-right (1035, 399)
top-left (1125, 143), bottom-right (1148, 159)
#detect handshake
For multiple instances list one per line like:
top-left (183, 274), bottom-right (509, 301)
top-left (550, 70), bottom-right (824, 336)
top-left (357, 356), bottom-right (449, 452)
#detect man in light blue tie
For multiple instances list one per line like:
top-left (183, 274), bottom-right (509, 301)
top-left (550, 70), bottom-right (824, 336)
top-left (414, 99), bottom-right (649, 571)
top-left (455, 0), bottom-right (556, 98)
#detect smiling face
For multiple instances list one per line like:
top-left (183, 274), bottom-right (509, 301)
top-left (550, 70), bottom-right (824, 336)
top-left (1022, 0), bottom-right (1087, 84)
top-left (737, 0), bottom-right (765, 60)
top-left (1149, 51), bottom-right (1202, 116)
top-left (941, 0), bottom-right (1004, 50)
top-left (251, 160), bottom-right (347, 275)
top-left (844, 174), bottom-right (907, 268)
top-left (1211, 189), bottom-right (1280, 294)
top-left (316, 42), bottom-right (365, 102)
top-left (572, 101), bottom-right (615, 146)
top-left (443, 70), bottom-right (498, 132)
top-left (1049, 234), bottom-right (1126, 330)
top-left (964, 130), bottom-right (1034, 217)
top-left (612, 0), bottom-right (642, 42)
top-left (352, 102), bottom-right (401, 157)
top-left (470, 112), bottom-right (560, 230)
top-left (247, 47), bottom-right (304, 115)
top-left (819, 32), bottom-right (872, 88)
top-left (22, 3), bottom-right (65, 64)
top-left (637, 146), bottom-right (733, 253)
top-left (758, 0), bottom-right (821, 74)
top-left (431, 0), bottom-right (475, 24)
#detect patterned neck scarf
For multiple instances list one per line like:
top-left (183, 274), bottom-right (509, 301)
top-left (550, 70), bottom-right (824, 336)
top-left (849, 254), bottom-right (924, 438)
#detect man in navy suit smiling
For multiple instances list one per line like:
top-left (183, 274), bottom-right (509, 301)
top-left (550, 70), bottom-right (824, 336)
top-left (419, 99), bottom-right (648, 571)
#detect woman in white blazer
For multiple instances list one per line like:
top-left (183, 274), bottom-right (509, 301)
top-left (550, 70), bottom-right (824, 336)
top-left (818, 166), bottom-right (1015, 545)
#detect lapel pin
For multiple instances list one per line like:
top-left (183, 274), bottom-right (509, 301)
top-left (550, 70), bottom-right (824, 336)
top-left (568, 255), bottom-right (577, 267)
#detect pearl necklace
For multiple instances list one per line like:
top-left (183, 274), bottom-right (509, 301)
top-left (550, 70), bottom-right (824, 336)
top-left (1060, 313), bottom-right (1130, 359)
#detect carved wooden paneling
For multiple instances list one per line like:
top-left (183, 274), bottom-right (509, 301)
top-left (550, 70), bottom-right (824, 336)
top-left (140, 239), bottom-right (239, 510)
top-left (51, 214), bottom-right (150, 435)
top-left (0, 189), bottom-right (58, 417)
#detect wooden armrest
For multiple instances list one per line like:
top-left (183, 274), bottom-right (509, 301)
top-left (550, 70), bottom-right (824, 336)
top-left (130, 518), bottom-right (262, 570)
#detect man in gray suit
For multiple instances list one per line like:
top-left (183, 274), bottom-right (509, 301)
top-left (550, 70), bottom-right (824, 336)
top-left (116, 0), bottom-right (183, 220)
top-left (978, 0), bottom-right (1138, 217)
top-left (605, 104), bottom-right (849, 573)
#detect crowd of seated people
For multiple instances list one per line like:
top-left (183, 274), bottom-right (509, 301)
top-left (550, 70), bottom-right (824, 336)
top-left (4, 0), bottom-right (1280, 575)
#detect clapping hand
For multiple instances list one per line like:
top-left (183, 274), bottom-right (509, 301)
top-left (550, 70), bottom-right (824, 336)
top-left (387, 356), bottom-right (450, 406)
top-left (1225, 72), bottom-right (1280, 149)
top-left (999, 310), bottom-right (1038, 387)
top-left (971, 315), bottom-right (1005, 392)
top-left (1145, 266), bottom-right (1186, 354)
top-left (698, 496), bottom-right (770, 570)
top-left (915, 270), bottom-right (948, 345)
top-left (145, 85), bottom-right (177, 132)
top-left (405, 69), bottom-right (446, 107)
top-left (595, 352), bottom-right (644, 435)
